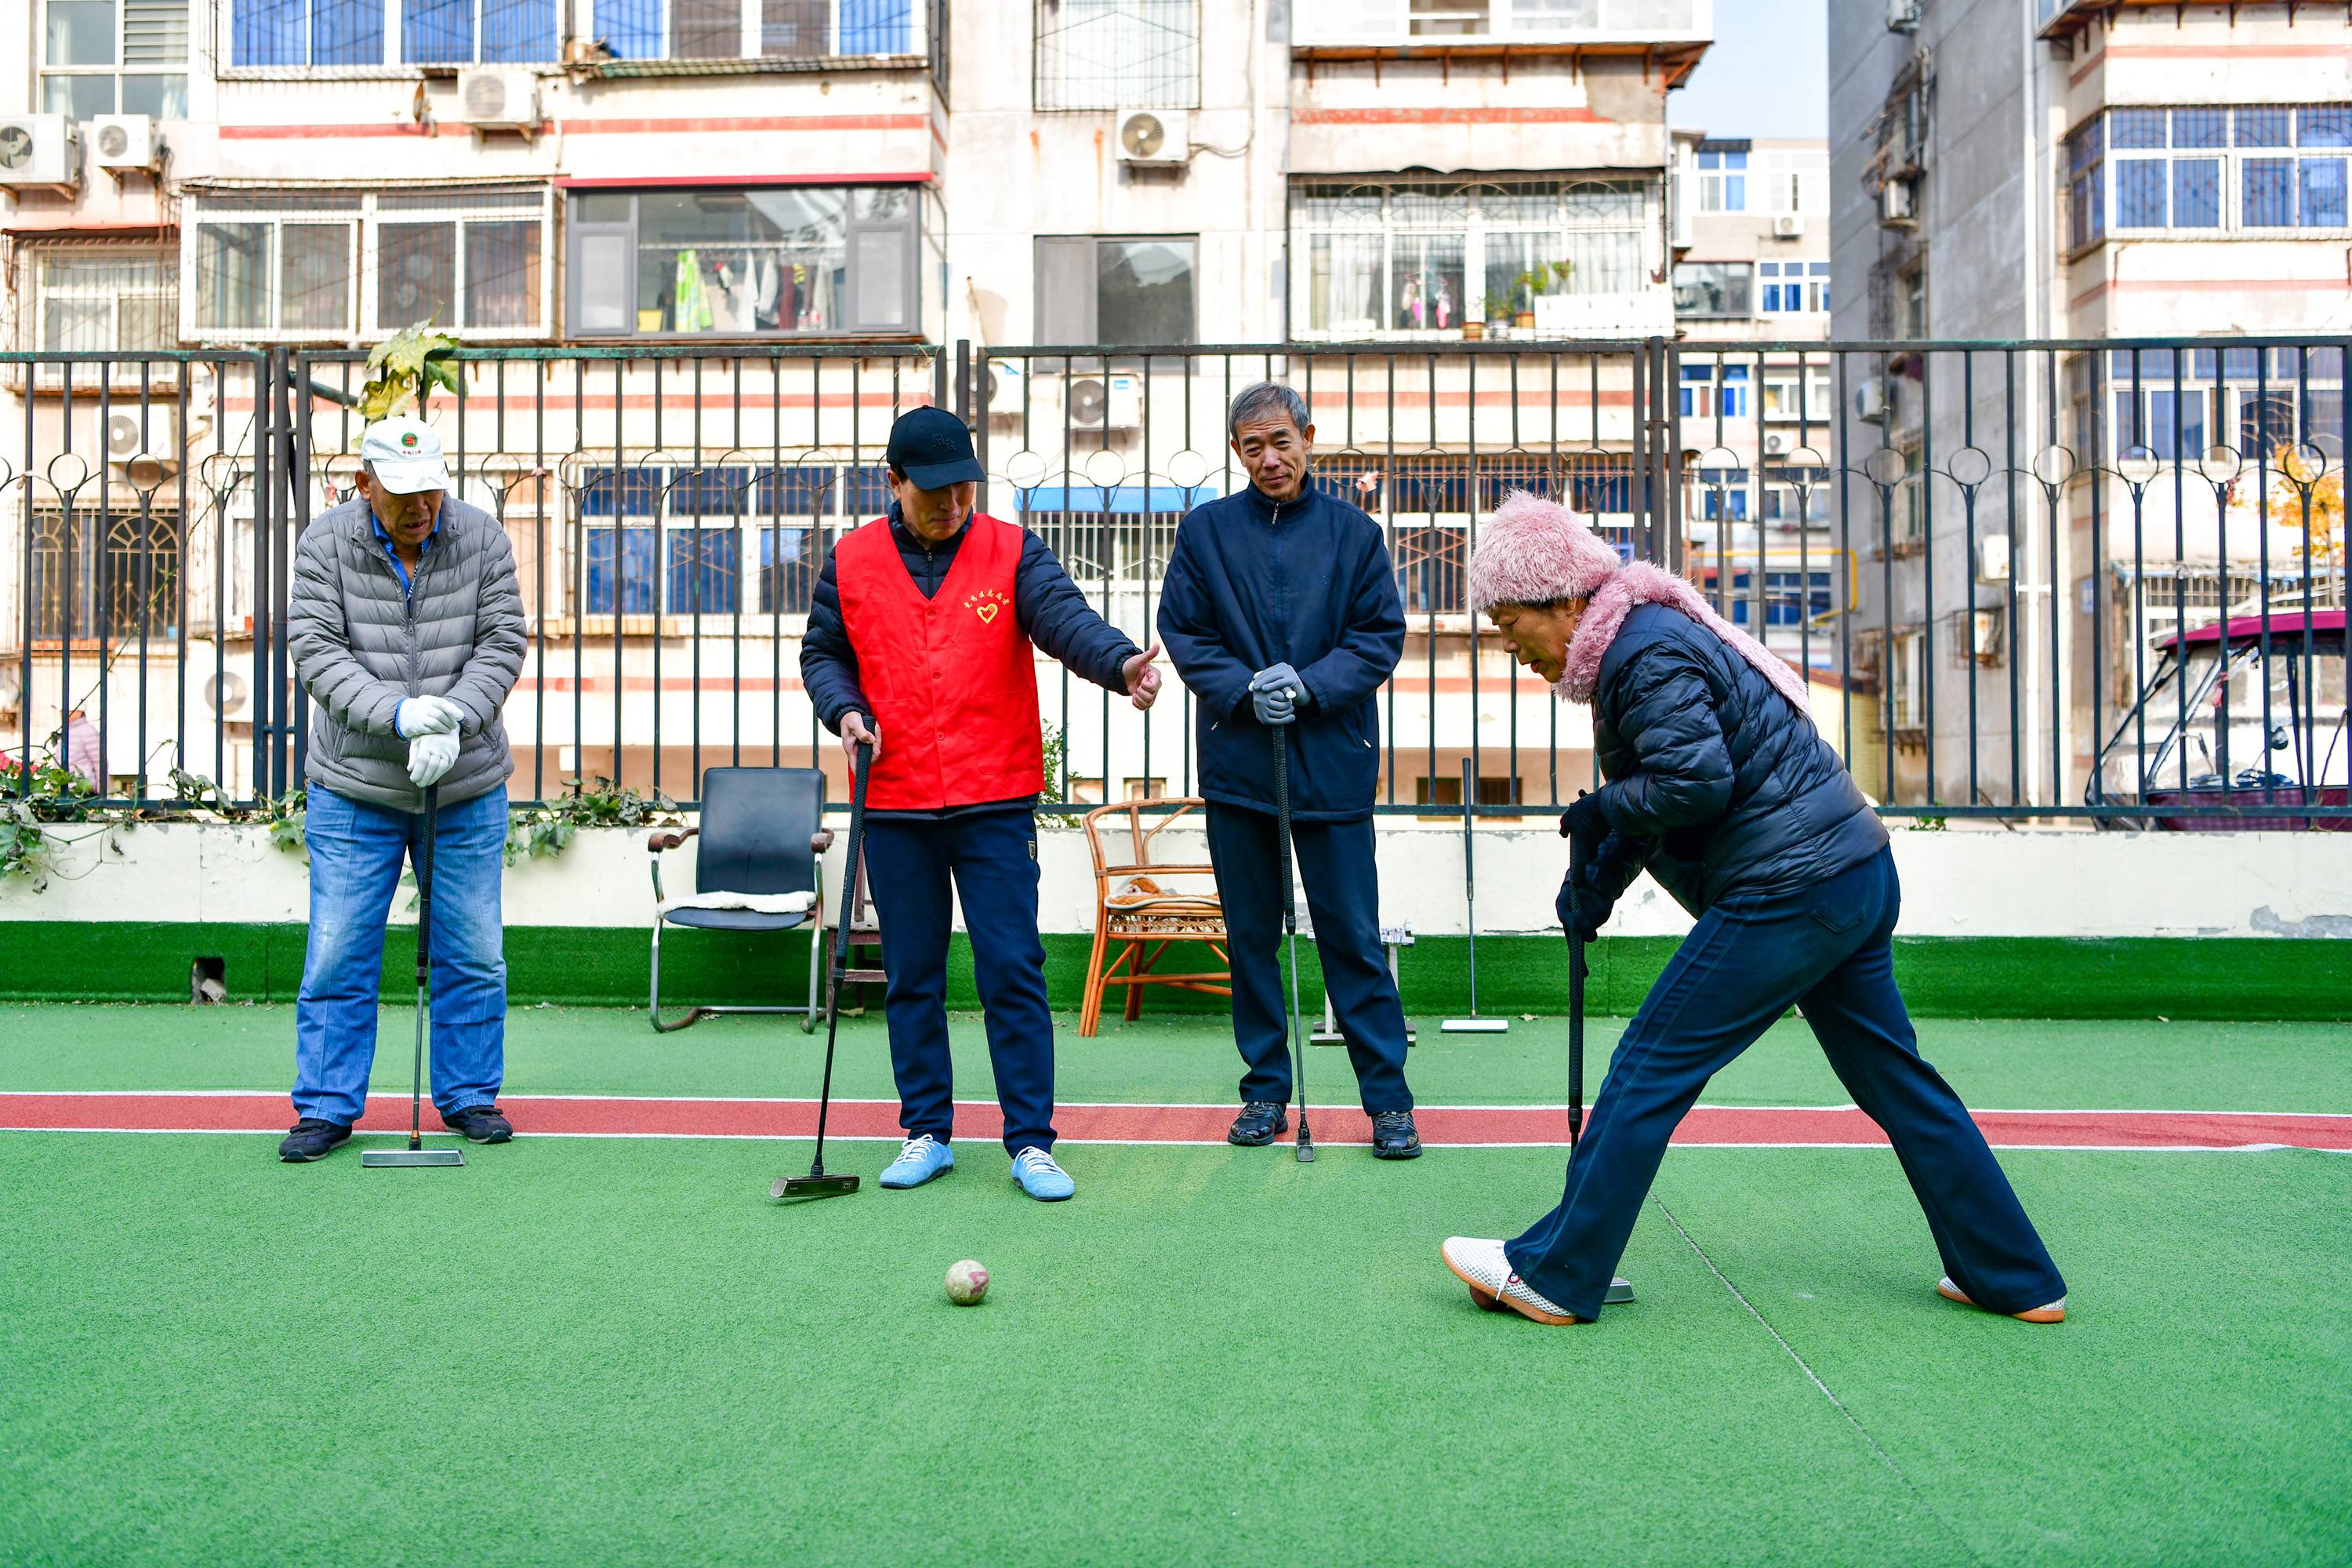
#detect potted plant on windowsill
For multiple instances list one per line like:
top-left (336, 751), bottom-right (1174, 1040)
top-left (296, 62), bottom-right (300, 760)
top-left (1512, 261), bottom-right (1575, 332)
top-left (1479, 293), bottom-right (1515, 340)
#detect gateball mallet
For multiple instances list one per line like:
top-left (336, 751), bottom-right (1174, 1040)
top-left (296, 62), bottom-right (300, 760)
top-left (773, 739), bottom-right (873, 1201)
top-left (1272, 710), bottom-right (1313, 1163)
top-left (1442, 756), bottom-right (1509, 1034)
top-left (364, 784), bottom-right (465, 1169)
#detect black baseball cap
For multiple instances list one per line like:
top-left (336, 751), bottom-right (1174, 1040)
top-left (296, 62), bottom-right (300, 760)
top-left (885, 406), bottom-right (985, 489)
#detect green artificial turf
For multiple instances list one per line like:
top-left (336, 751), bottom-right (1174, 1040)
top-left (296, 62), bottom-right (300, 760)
top-left (2, 1134), bottom-right (2347, 1566)
top-left (0, 1004), bottom-right (2347, 1113)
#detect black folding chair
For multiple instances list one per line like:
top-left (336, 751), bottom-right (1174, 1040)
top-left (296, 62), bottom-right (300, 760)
top-left (648, 767), bottom-right (831, 1033)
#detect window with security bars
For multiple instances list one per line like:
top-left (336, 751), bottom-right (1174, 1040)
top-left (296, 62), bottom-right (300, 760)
top-left (31, 247), bottom-right (178, 353)
top-left (42, 0), bottom-right (187, 118)
top-left (2066, 346), bottom-right (2347, 463)
top-left (2065, 104), bottom-right (2352, 247)
top-left (1303, 452), bottom-right (1637, 613)
top-left (184, 186), bottom-right (547, 342)
top-left (27, 505), bottom-right (183, 643)
top-left (1019, 512), bottom-right (1183, 585)
top-left (1034, 0), bottom-right (1199, 111)
top-left (227, 0), bottom-right (913, 64)
top-left (574, 461), bottom-right (889, 616)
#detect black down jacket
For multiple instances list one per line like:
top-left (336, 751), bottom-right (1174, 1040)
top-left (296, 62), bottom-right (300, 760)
top-left (1586, 603), bottom-right (1886, 915)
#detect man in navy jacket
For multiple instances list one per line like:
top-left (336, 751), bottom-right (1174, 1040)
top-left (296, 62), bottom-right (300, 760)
top-left (1158, 383), bottom-right (1421, 1158)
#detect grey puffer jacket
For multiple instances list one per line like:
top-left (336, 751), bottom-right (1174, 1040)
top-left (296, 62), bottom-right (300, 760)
top-left (1588, 603), bottom-right (1886, 914)
top-left (289, 495), bottom-right (526, 814)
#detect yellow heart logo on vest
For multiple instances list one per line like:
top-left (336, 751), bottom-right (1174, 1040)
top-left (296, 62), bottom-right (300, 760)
top-left (975, 602), bottom-right (999, 624)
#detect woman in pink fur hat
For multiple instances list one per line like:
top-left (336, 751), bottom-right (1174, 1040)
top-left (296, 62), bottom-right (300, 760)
top-left (1438, 492), bottom-right (2067, 1328)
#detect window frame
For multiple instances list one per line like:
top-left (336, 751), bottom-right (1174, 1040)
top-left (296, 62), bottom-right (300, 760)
top-left (30, 242), bottom-right (180, 356)
top-left (2067, 103), bottom-right (2352, 250)
top-left (1033, 0), bottom-right (1200, 112)
top-left (41, 0), bottom-right (190, 119)
top-left (181, 185), bottom-right (554, 345)
top-left (219, 0), bottom-right (918, 71)
top-left (1670, 260), bottom-right (1752, 320)
top-left (1696, 147), bottom-right (1747, 213)
top-left (574, 458), bottom-right (889, 622)
top-left (563, 183), bottom-right (922, 342)
top-left (1288, 176), bottom-right (1654, 343)
top-left (1033, 234), bottom-right (1200, 348)
top-left (25, 499), bottom-right (186, 646)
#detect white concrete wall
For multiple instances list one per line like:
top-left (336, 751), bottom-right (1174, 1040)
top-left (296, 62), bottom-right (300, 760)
top-left (7, 815), bottom-right (2347, 940)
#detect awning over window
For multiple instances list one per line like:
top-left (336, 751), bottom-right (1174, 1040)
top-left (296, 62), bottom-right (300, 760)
top-left (1014, 485), bottom-right (1218, 514)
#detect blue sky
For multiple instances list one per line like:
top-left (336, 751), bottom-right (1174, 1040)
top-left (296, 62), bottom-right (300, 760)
top-left (1671, 0), bottom-right (1828, 141)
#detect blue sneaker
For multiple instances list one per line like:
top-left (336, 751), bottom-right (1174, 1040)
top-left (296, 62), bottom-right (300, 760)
top-left (1010, 1146), bottom-right (1074, 1202)
top-left (879, 1134), bottom-right (955, 1189)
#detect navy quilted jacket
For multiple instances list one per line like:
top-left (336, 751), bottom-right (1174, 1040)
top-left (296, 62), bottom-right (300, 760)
top-left (1587, 604), bottom-right (1886, 913)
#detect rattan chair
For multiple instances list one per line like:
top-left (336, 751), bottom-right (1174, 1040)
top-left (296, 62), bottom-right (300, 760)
top-left (1077, 797), bottom-right (1231, 1036)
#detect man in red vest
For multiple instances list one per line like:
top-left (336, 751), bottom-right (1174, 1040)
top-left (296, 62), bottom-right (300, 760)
top-left (800, 407), bottom-right (1163, 1201)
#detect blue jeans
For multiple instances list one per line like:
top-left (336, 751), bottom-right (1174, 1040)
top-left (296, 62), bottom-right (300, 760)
top-left (293, 785), bottom-right (509, 1127)
top-left (861, 807), bottom-right (1057, 1155)
top-left (1506, 846), bottom-right (2066, 1320)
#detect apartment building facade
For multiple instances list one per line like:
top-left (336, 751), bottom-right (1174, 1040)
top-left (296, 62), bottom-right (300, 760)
top-left (1668, 131), bottom-right (1838, 677)
top-left (1829, 0), bottom-right (2347, 810)
top-left (1, 0), bottom-right (1714, 807)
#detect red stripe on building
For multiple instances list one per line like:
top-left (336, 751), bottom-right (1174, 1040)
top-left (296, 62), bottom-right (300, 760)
top-left (554, 172), bottom-right (933, 187)
top-left (1291, 107), bottom-right (1605, 125)
top-left (554, 114), bottom-right (931, 134)
top-left (3, 1094), bottom-right (2347, 1151)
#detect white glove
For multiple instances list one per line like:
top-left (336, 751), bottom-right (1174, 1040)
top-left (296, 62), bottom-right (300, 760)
top-left (407, 731), bottom-right (460, 789)
top-left (396, 695), bottom-right (465, 738)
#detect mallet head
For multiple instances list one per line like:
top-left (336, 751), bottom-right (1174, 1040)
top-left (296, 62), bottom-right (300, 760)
top-left (772, 1173), bottom-right (860, 1200)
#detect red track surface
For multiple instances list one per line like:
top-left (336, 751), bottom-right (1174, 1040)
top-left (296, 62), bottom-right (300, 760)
top-left (2, 1093), bottom-right (2348, 1150)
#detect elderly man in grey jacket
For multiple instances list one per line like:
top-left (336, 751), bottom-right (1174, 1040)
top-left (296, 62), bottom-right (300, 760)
top-left (278, 416), bottom-right (526, 1162)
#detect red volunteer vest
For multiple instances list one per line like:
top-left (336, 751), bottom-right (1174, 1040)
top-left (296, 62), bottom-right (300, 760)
top-left (833, 513), bottom-right (1044, 811)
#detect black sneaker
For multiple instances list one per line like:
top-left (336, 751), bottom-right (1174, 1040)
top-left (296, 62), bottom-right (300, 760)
top-left (1228, 1101), bottom-right (1290, 1146)
top-left (278, 1118), bottom-right (352, 1162)
top-left (442, 1105), bottom-right (514, 1144)
top-left (1370, 1109), bottom-right (1423, 1160)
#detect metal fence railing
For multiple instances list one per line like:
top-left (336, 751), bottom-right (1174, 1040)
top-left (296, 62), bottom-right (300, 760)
top-left (3, 336), bottom-right (2345, 828)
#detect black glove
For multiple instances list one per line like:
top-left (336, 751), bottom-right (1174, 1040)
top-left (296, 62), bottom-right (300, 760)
top-left (1555, 857), bottom-right (1616, 945)
top-left (1559, 792), bottom-right (1610, 859)
top-left (1249, 662), bottom-right (1305, 727)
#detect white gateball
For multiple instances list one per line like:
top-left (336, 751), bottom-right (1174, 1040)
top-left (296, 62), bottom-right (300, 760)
top-left (945, 1258), bottom-right (989, 1305)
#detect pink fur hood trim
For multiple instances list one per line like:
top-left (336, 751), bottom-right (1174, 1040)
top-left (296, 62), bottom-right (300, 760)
top-left (1559, 561), bottom-right (1813, 713)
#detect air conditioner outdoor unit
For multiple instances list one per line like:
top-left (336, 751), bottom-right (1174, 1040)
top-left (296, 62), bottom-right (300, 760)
top-left (1978, 534), bottom-right (2013, 583)
top-left (0, 115), bottom-right (81, 191)
top-left (1772, 212), bottom-right (1806, 238)
top-left (1068, 372), bottom-right (1142, 431)
top-left (203, 671), bottom-right (249, 720)
top-left (986, 359), bottom-right (1062, 426)
top-left (90, 114), bottom-right (162, 175)
top-left (1115, 109), bottom-right (1189, 165)
top-left (458, 67), bottom-right (541, 132)
top-left (1886, 0), bottom-right (1922, 32)
top-left (108, 406), bottom-right (181, 466)
top-left (985, 358), bottom-right (1025, 414)
top-left (1881, 178), bottom-right (1917, 225)
top-left (1763, 431), bottom-right (1791, 456)
top-left (1853, 377), bottom-right (1891, 423)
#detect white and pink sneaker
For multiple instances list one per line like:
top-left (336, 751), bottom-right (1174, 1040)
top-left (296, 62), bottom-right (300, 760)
top-left (1442, 1237), bottom-right (1584, 1325)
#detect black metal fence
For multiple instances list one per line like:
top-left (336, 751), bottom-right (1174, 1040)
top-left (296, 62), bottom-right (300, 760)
top-left (4, 336), bottom-right (2345, 826)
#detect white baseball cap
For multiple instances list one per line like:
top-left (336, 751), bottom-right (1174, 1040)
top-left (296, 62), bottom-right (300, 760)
top-left (359, 416), bottom-right (452, 495)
